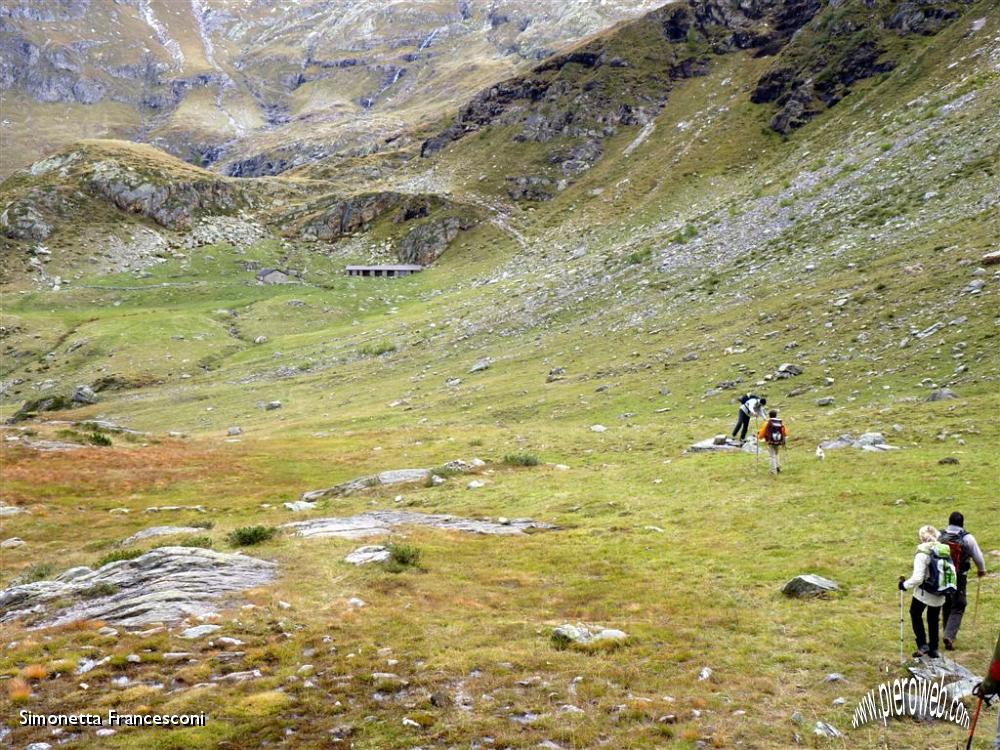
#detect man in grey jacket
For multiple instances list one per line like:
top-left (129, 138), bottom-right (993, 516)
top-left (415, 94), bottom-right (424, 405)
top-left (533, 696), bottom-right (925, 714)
top-left (938, 511), bottom-right (987, 650)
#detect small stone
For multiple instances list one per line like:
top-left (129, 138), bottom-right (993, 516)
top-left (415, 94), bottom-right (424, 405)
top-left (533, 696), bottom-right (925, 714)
top-left (590, 424), bottom-right (607, 433)
top-left (344, 545), bottom-right (391, 565)
top-left (254, 336), bottom-right (268, 344)
top-left (227, 426), bottom-right (242, 436)
top-left (181, 624), bottom-right (222, 639)
top-left (816, 397), bottom-right (835, 406)
top-left (284, 501), bottom-right (316, 512)
top-left (938, 457), bottom-right (959, 465)
top-left (347, 597), bottom-right (366, 608)
top-left (265, 400), bottom-right (282, 411)
top-left (0, 537), bottom-right (25, 549)
top-left (467, 479), bottom-right (485, 489)
top-left (928, 388), bottom-right (958, 402)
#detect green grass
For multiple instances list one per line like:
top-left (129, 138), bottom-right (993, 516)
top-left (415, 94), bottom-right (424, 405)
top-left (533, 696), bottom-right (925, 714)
top-left (93, 549), bottom-right (145, 568)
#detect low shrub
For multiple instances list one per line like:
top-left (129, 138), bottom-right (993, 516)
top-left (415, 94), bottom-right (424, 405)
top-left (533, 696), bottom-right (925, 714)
top-left (358, 339), bottom-right (397, 357)
top-left (503, 453), bottom-right (539, 467)
top-left (384, 544), bottom-right (422, 573)
top-left (227, 526), bottom-right (277, 546)
top-left (94, 549), bottom-right (145, 568)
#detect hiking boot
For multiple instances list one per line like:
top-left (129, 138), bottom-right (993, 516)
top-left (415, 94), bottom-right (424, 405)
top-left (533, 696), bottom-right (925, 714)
top-left (943, 638), bottom-right (955, 651)
top-left (912, 648), bottom-right (928, 658)
top-left (926, 649), bottom-right (940, 659)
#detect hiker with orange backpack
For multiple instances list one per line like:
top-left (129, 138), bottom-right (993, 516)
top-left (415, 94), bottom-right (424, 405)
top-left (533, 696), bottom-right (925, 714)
top-left (938, 511), bottom-right (987, 651)
top-left (757, 408), bottom-right (787, 474)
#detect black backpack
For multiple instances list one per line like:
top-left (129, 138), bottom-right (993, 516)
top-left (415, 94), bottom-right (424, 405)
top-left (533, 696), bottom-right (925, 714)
top-left (765, 418), bottom-right (785, 446)
top-left (740, 393), bottom-right (758, 406)
top-left (937, 529), bottom-right (970, 573)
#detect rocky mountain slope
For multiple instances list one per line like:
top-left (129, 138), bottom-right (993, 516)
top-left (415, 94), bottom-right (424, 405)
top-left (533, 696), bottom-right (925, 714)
top-left (0, 0), bottom-right (662, 177)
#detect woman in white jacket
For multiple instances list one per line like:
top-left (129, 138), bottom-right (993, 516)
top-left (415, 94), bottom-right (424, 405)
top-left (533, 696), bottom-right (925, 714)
top-left (898, 525), bottom-right (947, 658)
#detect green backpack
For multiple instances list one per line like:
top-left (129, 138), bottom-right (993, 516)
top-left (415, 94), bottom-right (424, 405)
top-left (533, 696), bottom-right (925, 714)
top-left (919, 543), bottom-right (958, 596)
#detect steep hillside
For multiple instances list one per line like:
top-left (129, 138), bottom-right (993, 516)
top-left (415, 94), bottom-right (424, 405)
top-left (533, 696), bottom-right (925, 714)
top-left (1, 2), bottom-right (999, 750)
top-left (0, 0), bottom-right (662, 177)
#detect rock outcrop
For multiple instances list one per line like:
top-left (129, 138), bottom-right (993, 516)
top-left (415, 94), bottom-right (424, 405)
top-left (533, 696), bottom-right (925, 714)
top-left (782, 574), bottom-right (839, 597)
top-left (283, 510), bottom-right (556, 539)
top-left (0, 547), bottom-right (277, 629)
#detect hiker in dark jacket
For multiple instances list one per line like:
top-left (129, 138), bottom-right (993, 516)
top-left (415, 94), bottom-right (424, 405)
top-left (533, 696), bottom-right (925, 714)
top-left (972, 629), bottom-right (1000, 749)
top-left (939, 511), bottom-right (987, 650)
top-left (731, 395), bottom-right (766, 444)
top-left (899, 525), bottom-right (949, 658)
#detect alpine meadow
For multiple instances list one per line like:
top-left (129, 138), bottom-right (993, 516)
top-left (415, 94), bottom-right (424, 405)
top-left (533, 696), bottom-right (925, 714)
top-left (1, 1), bottom-right (999, 749)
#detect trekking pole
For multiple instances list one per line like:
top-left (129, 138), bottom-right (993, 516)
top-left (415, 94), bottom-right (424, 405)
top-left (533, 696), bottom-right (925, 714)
top-left (972, 575), bottom-right (981, 628)
top-left (754, 415), bottom-right (760, 469)
top-left (964, 693), bottom-right (983, 750)
top-left (898, 581), bottom-right (905, 665)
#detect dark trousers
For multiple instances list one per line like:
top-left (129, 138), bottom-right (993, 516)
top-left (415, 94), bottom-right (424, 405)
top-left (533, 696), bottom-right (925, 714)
top-left (942, 573), bottom-right (969, 642)
top-left (910, 597), bottom-right (940, 652)
top-left (732, 410), bottom-right (751, 440)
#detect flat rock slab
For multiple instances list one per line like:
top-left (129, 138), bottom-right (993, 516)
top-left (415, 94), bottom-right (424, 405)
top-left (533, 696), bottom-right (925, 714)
top-left (819, 432), bottom-right (899, 452)
top-left (120, 526), bottom-right (203, 546)
top-left (301, 468), bottom-right (431, 501)
top-left (783, 574), bottom-right (839, 597)
top-left (689, 437), bottom-right (759, 454)
top-left (283, 510), bottom-right (556, 540)
top-left (908, 657), bottom-right (979, 702)
top-left (344, 545), bottom-right (391, 565)
top-left (0, 547), bottom-right (276, 629)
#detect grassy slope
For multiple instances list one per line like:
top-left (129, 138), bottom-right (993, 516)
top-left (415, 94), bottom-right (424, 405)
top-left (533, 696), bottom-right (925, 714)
top-left (2, 5), bottom-right (999, 749)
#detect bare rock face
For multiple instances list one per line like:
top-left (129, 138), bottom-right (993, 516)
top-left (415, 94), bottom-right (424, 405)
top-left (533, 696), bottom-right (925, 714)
top-left (0, 547), bottom-right (276, 629)
top-left (397, 215), bottom-right (476, 265)
top-left (283, 510), bottom-right (556, 539)
top-left (87, 162), bottom-right (243, 231)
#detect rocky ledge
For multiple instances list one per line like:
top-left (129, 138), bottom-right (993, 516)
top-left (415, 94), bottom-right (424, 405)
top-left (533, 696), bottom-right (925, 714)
top-left (282, 510), bottom-right (556, 539)
top-left (0, 547), bottom-right (276, 629)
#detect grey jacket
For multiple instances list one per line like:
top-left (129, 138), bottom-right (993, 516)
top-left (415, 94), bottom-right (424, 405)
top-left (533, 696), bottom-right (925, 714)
top-left (942, 524), bottom-right (987, 575)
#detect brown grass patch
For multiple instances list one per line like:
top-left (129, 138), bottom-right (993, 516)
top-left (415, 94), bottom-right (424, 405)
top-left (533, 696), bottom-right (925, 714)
top-left (20, 663), bottom-right (48, 681)
top-left (7, 677), bottom-right (31, 703)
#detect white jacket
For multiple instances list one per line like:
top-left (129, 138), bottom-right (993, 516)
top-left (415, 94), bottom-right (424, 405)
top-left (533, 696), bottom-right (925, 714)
top-left (902, 542), bottom-right (946, 607)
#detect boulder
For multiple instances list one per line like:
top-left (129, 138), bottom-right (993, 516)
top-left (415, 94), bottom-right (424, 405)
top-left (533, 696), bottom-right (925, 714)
top-left (782, 574), bottom-right (839, 597)
top-left (1, 537), bottom-right (25, 549)
top-left (908, 656), bottom-right (979, 701)
top-left (72, 385), bottom-right (98, 405)
top-left (927, 388), bottom-right (958, 402)
top-left (344, 545), bottom-right (391, 565)
top-left (816, 397), bottom-right (835, 406)
top-left (982, 250), bottom-right (1000, 266)
top-left (0, 547), bottom-right (277, 628)
top-left (283, 510), bottom-right (556, 540)
top-left (774, 363), bottom-right (803, 379)
top-left (552, 623), bottom-right (628, 650)
top-left (469, 357), bottom-right (493, 373)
